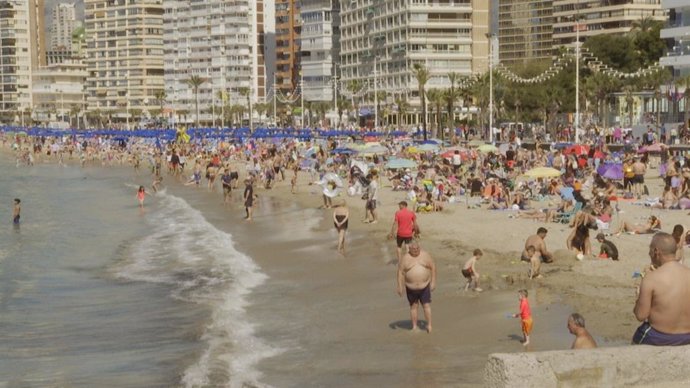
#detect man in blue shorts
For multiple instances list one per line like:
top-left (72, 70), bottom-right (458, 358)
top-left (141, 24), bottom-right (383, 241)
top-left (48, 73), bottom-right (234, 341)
top-left (633, 232), bottom-right (690, 345)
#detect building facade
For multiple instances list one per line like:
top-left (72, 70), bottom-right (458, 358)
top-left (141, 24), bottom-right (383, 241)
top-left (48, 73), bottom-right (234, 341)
top-left (339, 0), bottom-right (489, 119)
top-left (0, 0), bottom-right (45, 119)
top-left (659, 0), bottom-right (690, 76)
top-left (498, 0), bottom-right (554, 65)
top-left (553, 0), bottom-right (666, 48)
top-left (163, 0), bottom-right (267, 126)
top-left (275, 0), bottom-right (301, 94)
top-left (32, 59), bottom-right (87, 126)
top-left (50, 2), bottom-right (78, 51)
top-left (300, 0), bottom-right (340, 102)
top-left (84, 0), bottom-right (165, 122)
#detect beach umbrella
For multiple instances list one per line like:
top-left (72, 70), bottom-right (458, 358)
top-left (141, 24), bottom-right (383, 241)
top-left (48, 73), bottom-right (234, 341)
top-left (331, 147), bottom-right (357, 155)
top-left (638, 143), bottom-right (665, 153)
top-left (478, 144), bottom-right (499, 154)
top-left (600, 164), bottom-right (623, 180)
top-left (419, 143), bottom-right (439, 151)
top-left (385, 158), bottom-right (417, 170)
top-left (523, 167), bottom-right (562, 179)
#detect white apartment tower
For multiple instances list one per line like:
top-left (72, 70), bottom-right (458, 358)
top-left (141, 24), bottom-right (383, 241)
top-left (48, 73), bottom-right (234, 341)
top-left (659, 0), bottom-right (690, 76)
top-left (84, 0), bottom-right (165, 121)
top-left (339, 0), bottom-right (489, 122)
top-left (163, 0), bottom-right (268, 126)
top-left (553, 0), bottom-right (666, 48)
top-left (0, 0), bottom-right (45, 119)
top-left (50, 2), bottom-right (77, 51)
top-left (300, 0), bottom-right (340, 102)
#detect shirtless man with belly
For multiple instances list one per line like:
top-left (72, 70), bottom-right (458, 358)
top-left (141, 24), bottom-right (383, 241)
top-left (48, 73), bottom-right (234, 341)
top-left (633, 232), bottom-right (690, 345)
top-left (397, 242), bottom-right (437, 333)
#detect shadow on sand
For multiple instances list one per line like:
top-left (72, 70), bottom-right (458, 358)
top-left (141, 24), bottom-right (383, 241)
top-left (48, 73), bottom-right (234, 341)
top-left (389, 320), bottom-right (429, 331)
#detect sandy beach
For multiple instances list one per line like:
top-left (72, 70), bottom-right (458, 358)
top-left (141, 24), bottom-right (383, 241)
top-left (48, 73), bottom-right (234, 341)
top-left (148, 159), bottom-right (677, 386)
top-left (3, 142), bottom-right (683, 387)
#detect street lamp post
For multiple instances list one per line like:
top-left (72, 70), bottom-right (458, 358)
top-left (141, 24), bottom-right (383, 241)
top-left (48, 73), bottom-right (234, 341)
top-left (374, 57), bottom-right (378, 129)
top-left (575, 17), bottom-right (581, 143)
top-left (300, 72), bottom-right (305, 128)
top-left (487, 33), bottom-right (496, 143)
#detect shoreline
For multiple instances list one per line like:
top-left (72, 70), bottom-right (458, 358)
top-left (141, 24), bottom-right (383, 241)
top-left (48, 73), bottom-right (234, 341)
top-left (3, 143), bottom-right (684, 386)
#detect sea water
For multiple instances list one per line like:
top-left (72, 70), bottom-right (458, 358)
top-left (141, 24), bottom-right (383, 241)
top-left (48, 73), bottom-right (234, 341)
top-left (0, 158), bottom-right (276, 387)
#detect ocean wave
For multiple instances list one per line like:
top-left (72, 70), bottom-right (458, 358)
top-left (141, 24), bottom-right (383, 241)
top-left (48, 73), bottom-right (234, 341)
top-left (116, 192), bottom-right (281, 388)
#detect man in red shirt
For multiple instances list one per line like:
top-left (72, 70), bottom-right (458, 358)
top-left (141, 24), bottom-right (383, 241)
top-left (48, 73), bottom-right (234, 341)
top-left (388, 201), bottom-right (418, 262)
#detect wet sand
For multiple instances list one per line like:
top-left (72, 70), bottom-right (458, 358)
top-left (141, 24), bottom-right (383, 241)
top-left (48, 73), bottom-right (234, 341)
top-left (159, 174), bottom-right (588, 387)
top-left (6, 147), bottom-right (677, 386)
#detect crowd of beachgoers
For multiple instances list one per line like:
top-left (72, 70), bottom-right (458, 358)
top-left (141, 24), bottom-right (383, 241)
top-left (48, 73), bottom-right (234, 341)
top-left (4, 123), bottom-right (690, 349)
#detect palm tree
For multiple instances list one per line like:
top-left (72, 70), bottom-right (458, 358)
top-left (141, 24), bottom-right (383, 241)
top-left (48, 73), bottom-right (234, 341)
top-left (376, 90), bottom-right (387, 126)
top-left (238, 87), bottom-right (251, 130)
top-left (337, 98), bottom-right (351, 126)
top-left (154, 90), bottom-right (167, 123)
top-left (623, 84), bottom-right (636, 127)
top-left (412, 64), bottom-right (430, 140)
top-left (585, 72), bottom-right (620, 128)
top-left (632, 16), bottom-right (657, 34)
top-left (642, 69), bottom-right (672, 127)
top-left (69, 105), bottom-right (81, 128)
top-left (395, 96), bottom-right (410, 127)
top-left (426, 89), bottom-right (444, 139)
top-left (347, 80), bottom-right (363, 124)
top-left (679, 74), bottom-right (690, 129)
top-left (445, 72), bottom-right (461, 130)
top-left (186, 75), bottom-right (207, 127)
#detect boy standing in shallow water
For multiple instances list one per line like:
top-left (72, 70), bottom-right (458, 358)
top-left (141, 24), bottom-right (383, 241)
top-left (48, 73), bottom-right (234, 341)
top-left (513, 289), bottom-right (533, 346)
top-left (462, 249), bottom-right (483, 292)
top-left (12, 198), bottom-right (20, 224)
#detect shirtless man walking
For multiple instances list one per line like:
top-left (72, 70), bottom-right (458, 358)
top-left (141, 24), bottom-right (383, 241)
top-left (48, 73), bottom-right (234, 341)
top-left (522, 227), bottom-right (553, 279)
top-left (632, 157), bottom-right (646, 198)
top-left (633, 232), bottom-right (690, 345)
top-left (396, 242), bottom-right (436, 333)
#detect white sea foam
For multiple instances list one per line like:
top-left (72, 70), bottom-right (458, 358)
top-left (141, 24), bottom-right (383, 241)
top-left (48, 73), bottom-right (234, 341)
top-left (116, 192), bottom-right (281, 388)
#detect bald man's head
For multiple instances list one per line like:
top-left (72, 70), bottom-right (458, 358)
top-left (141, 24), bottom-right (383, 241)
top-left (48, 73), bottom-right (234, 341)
top-left (650, 232), bottom-right (678, 266)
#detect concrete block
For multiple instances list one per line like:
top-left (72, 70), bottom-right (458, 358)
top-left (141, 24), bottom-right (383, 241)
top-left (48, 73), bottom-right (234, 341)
top-left (485, 345), bottom-right (690, 387)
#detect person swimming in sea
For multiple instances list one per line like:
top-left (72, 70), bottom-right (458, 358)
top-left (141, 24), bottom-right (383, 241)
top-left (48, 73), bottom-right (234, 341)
top-left (12, 198), bottom-right (20, 224)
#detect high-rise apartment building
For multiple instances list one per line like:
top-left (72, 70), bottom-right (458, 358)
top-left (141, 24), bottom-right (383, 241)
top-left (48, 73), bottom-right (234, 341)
top-left (84, 0), bottom-right (165, 122)
top-left (498, 0), bottom-right (554, 65)
top-left (300, 0), bottom-right (340, 102)
top-left (340, 0), bottom-right (489, 120)
top-left (50, 2), bottom-right (78, 51)
top-left (553, 0), bottom-right (666, 48)
top-left (163, 0), bottom-right (268, 126)
top-left (275, 0), bottom-right (301, 94)
top-left (0, 0), bottom-right (45, 118)
top-left (659, 0), bottom-right (690, 76)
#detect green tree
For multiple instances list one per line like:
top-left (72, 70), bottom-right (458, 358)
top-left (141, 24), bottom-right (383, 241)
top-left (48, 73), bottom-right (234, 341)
top-left (445, 72), bottom-right (461, 131)
top-left (238, 87), bottom-right (251, 129)
top-left (395, 96), bottom-right (410, 127)
top-left (412, 64), bottom-right (430, 140)
top-left (186, 75), bottom-right (207, 127)
top-left (679, 74), bottom-right (690, 128)
top-left (426, 88), bottom-right (444, 139)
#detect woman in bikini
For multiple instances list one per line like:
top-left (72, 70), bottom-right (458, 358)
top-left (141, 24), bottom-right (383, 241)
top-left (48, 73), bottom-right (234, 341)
top-left (615, 215), bottom-right (661, 235)
top-left (332, 200), bottom-right (349, 254)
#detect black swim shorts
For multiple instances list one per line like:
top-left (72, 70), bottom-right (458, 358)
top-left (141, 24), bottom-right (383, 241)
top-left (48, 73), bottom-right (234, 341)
top-left (366, 199), bottom-right (377, 210)
top-left (406, 284), bottom-right (431, 305)
top-left (396, 236), bottom-right (413, 248)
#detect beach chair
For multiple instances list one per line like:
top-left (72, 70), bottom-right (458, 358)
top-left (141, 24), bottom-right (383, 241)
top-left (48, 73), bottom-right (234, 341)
top-left (554, 202), bottom-right (583, 224)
